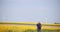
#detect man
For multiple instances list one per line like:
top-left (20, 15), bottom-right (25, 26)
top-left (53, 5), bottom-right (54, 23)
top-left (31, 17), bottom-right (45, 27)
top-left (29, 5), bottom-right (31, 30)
top-left (37, 22), bottom-right (41, 32)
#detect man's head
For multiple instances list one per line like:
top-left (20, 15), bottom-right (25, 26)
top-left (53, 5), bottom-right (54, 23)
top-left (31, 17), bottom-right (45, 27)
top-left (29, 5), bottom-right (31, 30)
top-left (37, 22), bottom-right (41, 24)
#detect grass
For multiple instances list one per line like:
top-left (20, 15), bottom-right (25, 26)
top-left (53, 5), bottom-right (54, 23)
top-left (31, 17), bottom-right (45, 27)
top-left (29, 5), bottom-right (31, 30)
top-left (24, 29), bottom-right (60, 32)
top-left (0, 29), bottom-right (60, 32)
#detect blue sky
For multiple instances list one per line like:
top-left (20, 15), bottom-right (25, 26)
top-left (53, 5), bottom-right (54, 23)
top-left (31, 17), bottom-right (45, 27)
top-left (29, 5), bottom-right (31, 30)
top-left (0, 0), bottom-right (60, 23)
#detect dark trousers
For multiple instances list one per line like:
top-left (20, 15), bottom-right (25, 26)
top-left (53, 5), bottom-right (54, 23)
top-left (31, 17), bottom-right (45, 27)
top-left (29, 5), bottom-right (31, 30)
top-left (37, 29), bottom-right (41, 32)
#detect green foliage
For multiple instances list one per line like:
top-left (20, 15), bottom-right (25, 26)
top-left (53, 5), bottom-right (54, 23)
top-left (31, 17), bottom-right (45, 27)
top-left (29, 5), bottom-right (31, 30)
top-left (24, 29), bottom-right (60, 32)
top-left (0, 29), bottom-right (60, 32)
top-left (24, 29), bottom-right (36, 32)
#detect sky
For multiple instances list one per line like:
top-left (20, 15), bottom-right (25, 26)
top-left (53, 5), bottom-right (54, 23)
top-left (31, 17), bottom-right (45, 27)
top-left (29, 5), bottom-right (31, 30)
top-left (0, 0), bottom-right (60, 24)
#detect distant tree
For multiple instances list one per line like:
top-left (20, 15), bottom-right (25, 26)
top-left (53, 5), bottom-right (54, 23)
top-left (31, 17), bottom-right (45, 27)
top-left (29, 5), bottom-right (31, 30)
top-left (54, 22), bottom-right (60, 24)
top-left (54, 22), bottom-right (56, 24)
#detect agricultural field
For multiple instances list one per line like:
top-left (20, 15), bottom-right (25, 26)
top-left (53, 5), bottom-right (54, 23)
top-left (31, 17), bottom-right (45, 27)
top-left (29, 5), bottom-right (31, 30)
top-left (0, 22), bottom-right (60, 32)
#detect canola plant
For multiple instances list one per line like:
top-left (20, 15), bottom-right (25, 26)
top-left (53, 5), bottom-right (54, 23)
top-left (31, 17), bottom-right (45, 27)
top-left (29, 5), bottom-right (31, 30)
top-left (0, 22), bottom-right (60, 32)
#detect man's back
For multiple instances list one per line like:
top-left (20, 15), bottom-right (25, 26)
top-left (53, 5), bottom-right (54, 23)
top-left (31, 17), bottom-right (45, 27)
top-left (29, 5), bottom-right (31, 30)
top-left (37, 23), bottom-right (41, 29)
top-left (37, 22), bottom-right (41, 32)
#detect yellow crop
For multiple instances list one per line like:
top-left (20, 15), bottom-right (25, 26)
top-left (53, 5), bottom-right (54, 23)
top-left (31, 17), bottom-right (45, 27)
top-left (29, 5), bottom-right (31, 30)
top-left (0, 22), bottom-right (60, 32)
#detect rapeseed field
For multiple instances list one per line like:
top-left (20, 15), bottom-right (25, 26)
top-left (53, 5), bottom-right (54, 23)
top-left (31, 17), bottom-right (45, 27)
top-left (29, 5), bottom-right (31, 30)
top-left (0, 22), bottom-right (60, 32)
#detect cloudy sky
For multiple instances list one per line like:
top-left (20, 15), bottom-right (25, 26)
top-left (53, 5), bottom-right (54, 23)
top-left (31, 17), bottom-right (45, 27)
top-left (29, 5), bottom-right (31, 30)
top-left (0, 0), bottom-right (60, 23)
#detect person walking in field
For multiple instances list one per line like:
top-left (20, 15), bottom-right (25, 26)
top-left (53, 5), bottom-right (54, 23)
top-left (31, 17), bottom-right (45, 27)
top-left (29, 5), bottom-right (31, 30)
top-left (37, 22), bottom-right (41, 32)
